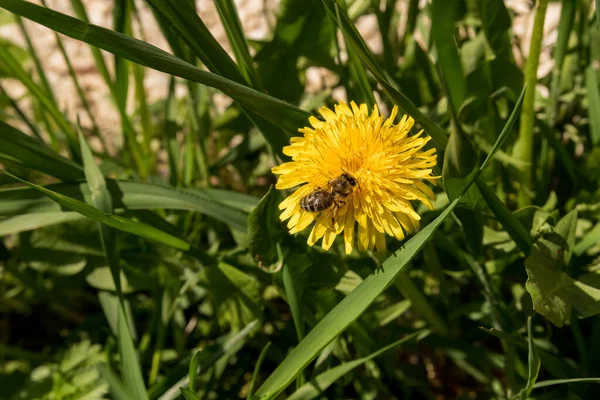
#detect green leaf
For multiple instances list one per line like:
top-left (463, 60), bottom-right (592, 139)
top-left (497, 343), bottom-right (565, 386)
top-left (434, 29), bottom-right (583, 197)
top-left (0, 171), bottom-right (191, 251)
top-left (247, 186), bottom-right (283, 268)
top-left (525, 211), bottom-right (578, 327)
top-left (0, 0), bottom-right (311, 137)
top-left (285, 330), bottom-right (429, 400)
top-left (0, 121), bottom-right (83, 180)
top-left (202, 262), bottom-right (263, 331)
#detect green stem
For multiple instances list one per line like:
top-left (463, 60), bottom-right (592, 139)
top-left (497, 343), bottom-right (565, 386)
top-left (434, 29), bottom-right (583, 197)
top-left (513, 0), bottom-right (549, 207)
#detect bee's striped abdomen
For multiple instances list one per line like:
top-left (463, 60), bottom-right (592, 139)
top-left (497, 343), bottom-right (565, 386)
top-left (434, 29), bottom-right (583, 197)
top-left (300, 189), bottom-right (333, 212)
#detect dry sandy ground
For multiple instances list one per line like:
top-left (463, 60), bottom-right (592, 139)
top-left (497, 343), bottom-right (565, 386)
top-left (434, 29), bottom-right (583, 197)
top-left (0, 0), bottom-right (567, 151)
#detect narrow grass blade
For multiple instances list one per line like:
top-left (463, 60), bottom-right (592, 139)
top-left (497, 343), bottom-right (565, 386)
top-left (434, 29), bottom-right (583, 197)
top-left (533, 378), bottom-right (600, 389)
top-left (0, 171), bottom-right (191, 251)
top-left (0, 0), bottom-right (314, 134)
top-left (0, 121), bottom-right (83, 180)
top-left (214, 0), bottom-right (265, 90)
top-left (285, 330), bottom-right (429, 400)
top-left (586, 65), bottom-right (600, 146)
top-left (247, 342), bottom-right (271, 400)
top-left (254, 84), bottom-right (523, 398)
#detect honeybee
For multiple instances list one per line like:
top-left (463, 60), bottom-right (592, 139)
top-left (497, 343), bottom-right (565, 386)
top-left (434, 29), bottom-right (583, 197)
top-left (300, 173), bottom-right (358, 218)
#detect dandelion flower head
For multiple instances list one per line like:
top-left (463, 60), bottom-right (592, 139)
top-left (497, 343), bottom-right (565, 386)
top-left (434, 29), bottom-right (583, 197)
top-left (272, 102), bottom-right (438, 254)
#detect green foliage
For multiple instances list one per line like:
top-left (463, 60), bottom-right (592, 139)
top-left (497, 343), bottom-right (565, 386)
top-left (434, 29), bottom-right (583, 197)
top-left (1, 1), bottom-right (600, 399)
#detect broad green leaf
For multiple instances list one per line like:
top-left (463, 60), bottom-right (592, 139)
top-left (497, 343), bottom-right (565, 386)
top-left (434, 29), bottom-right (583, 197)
top-left (285, 330), bottom-right (429, 400)
top-left (525, 211), bottom-right (578, 327)
top-left (202, 262), bottom-right (263, 331)
top-left (0, 0), bottom-right (311, 136)
top-left (248, 186), bottom-right (283, 268)
top-left (0, 121), bottom-right (83, 180)
top-left (0, 171), bottom-right (191, 251)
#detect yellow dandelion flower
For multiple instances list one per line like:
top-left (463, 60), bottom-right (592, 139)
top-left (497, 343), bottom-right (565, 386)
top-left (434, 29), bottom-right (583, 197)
top-left (272, 101), bottom-right (439, 254)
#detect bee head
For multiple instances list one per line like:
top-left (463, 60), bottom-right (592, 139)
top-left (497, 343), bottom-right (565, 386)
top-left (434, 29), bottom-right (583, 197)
top-left (341, 172), bottom-right (357, 187)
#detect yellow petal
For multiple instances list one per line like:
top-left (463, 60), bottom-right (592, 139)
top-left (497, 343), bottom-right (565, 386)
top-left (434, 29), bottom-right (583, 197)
top-left (322, 229), bottom-right (337, 250)
top-left (289, 211), bottom-right (315, 234)
top-left (344, 207), bottom-right (355, 254)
